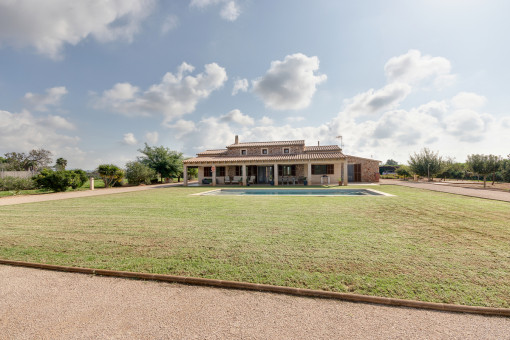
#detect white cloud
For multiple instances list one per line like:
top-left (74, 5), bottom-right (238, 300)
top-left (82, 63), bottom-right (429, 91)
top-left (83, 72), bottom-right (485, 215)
top-left (384, 49), bottom-right (455, 87)
top-left (95, 62), bottom-right (228, 124)
top-left (0, 0), bottom-right (155, 59)
top-left (252, 53), bottom-right (327, 110)
top-left (259, 116), bottom-right (274, 125)
top-left (24, 86), bottom-right (68, 111)
top-left (0, 109), bottom-right (79, 155)
top-left (219, 109), bottom-right (254, 126)
top-left (190, 0), bottom-right (241, 21)
top-left (232, 78), bottom-right (249, 95)
top-left (342, 82), bottom-right (411, 118)
top-left (122, 133), bottom-right (138, 145)
top-left (167, 119), bottom-right (197, 138)
top-left (443, 109), bottom-right (490, 142)
top-left (145, 131), bottom-right (159, 145)
top-left (286, 116), bottom-right (305, 122)
top-left (220, 1), bottom-right (240, 21)
top-left (161, 15), bottom-right (179, 34)
top-left (451, 92), bottom-right (487, 109)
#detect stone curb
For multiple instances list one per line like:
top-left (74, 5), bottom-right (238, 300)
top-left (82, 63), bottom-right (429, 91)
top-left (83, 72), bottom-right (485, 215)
top-left (1, 259), bottom-right (509, 317)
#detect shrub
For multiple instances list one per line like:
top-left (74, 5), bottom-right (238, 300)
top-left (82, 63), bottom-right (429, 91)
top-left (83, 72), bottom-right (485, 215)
top-left (33, 169), bottom-right (71, 192)
top-left (97, 164), bottom-right (124, 188)
top-left (0, 176), bottom-right (36, 193)
top-left (33, 169), bottom-right (88, 192)
top-left (125, 161), bottom-right (156, 185)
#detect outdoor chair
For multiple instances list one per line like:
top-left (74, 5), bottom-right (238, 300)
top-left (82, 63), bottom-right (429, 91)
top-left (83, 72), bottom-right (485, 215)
top-left (248, 176), bottom-right (255, 185)
top-left (281, 176), bottom-right (288, 185)
top-left (224, 175), bottom-right (231, 185)
top-left (289, 176), bottom-right (296, 185)
top-left (231, 176), bottom-right (242, 185)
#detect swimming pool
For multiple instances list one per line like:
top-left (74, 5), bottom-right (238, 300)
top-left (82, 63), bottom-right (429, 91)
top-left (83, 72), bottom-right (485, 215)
top-left (196, 188), bottom-right (391, 196)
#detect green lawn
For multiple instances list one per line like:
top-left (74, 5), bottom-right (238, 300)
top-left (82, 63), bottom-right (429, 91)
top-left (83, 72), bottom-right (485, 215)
top-left (0, 185), bottom-right (509, 308)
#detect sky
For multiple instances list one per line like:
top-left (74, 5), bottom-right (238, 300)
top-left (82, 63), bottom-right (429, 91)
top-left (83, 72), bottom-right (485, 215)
top-left (1, 0), bottom-right (509, 169)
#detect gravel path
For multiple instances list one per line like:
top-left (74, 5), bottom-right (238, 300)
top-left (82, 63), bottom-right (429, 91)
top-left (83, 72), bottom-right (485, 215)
top-left (1, 265), bottom-right (509, 339)
top-left (381, 179), bottom-right (510, 202)
top-left (0, 182), bottom-right (189, 206)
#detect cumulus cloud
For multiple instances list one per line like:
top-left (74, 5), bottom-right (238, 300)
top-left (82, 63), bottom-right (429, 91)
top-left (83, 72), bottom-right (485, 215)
top-left (161, 15), bottom-right (179, 34)
top-left (0, 0), bottom-right (155, 59)
top-left (122, 133), bottom-right (138, 145)
top-left (167, 119), bottom-right (197, 138)
top-left (95, 62), bottom-right (228, 124)
top-left (342, 83), bottom-right (411, 118)
top-left (232, 78), bottom-right (249, 95)
top-left (451, 92), bottom-right (487, 109)
top-left (219, 109), bottom-right (254, 125)
top-left (443, 109), bottom-right (490, 142)
top-left (190, 0), bottom-right (241, 21)
top-left (24, 86), bottom-right (68, 111)
top-left (0, 109), bottom-right (78, 153)
top-left (384, 49), bottom-right (455, 87)
top-left (286, 116), bottom-right (305, 122)
top-left (252, 53), bottom-right (327, 110)
top-left (145, 131), bottom-right (159, 145)
top-left (258, 116), bottom-right (274, 125)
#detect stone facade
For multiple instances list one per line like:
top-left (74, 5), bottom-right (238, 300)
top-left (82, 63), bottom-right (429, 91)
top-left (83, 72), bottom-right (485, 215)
top-left (346, 156), bottom-right (380, 182)
top-left (225, 145), bottom-right (304, 157)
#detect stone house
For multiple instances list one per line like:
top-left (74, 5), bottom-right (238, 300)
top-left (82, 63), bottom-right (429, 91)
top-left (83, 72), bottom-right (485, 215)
top-left (182, 136), bottom-right (380, 186)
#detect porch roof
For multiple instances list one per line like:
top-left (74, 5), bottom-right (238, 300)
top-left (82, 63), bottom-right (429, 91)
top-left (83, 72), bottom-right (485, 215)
top-left (183, 152), bottom-right (346, 164)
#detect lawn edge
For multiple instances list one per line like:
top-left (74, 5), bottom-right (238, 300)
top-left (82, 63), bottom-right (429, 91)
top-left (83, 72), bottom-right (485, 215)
top-left (1, 259), bottom-right (508, 317)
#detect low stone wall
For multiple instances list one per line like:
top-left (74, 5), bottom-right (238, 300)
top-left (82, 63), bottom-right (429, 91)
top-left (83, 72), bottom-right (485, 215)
top-left (0, 171), bottom-right (36, 179)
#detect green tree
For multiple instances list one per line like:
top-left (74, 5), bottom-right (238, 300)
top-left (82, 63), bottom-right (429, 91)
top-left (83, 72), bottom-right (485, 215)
top-left (125, 161), bottom-right (156, 185)
top-left (385, 159), bottom-right (399, 166)
top-left (137, 143), bottom-right (183, 182)
top-left (408, 148), bottom-right (444, 181)
top-left (97, 164), bottom-right (124, 188)
top-left (395, 165), bottom-right (412, 180)
top-left (55, 157), bottom-right (68, 171)
top-left (3, 149), bottom-right (52, 171)
top-left (33, 169), bottom-right (72, 192)
top-left (466, 154), bottom-right (501, 188)
top-left (498, 157), bottom-right (510, 183)
top-left (69, 169), bottom-right (88, 189)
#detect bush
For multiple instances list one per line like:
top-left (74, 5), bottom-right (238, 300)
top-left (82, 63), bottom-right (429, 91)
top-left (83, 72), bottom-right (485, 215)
top-left (0, 176), bottom-right (36, 193)
top-left (125, 161), bottom-right (156, 185)
top-left (97, 164), bottom-right (124, 188)
top-left (33, 169), bottom-right (88, 192)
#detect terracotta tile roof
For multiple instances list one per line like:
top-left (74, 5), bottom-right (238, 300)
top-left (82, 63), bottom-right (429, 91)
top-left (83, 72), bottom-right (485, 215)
top-left (183, 152), bottom-right (346, 164)
top-left (197, 149), bottom-right (227, 156)
top-left (304, 145), bottom-right (341, 152)
top-left (227, 140), bottom-right (305, 148)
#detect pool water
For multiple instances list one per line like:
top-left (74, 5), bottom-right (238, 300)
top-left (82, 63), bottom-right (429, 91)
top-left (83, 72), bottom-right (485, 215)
top-left (197, 188), bottom-right (387, 196)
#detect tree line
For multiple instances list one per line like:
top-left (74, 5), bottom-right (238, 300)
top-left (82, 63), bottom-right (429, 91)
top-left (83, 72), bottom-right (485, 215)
top-left (388, 148), bottom-right (510, 188)
top-left (1, 144), bottom-right (196, 194)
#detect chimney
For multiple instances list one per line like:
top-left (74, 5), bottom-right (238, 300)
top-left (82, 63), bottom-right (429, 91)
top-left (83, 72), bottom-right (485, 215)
top-left (317, 141), bottom-right (320, 146)
top-left (235, 135), bottom-right (239, 144)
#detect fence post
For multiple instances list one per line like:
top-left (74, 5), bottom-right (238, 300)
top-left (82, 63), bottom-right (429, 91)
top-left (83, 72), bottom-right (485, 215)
top-left (90, 177), bottom-right (95, 191)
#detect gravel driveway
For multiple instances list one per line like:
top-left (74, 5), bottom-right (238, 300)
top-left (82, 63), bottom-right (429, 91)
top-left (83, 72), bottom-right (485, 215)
top-left (381, 179), bottom-right (510, 202)
top-left (1, 265), bottom-right (509, 339)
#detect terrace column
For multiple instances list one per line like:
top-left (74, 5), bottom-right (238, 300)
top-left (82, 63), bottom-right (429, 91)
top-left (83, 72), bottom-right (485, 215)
top-left (212, 164), bottom-right (216, 186)
top-left (242, 164), bottom-right (247, 186)
top-left (183, 165), bottom-right (188, 186)
top-left (307, 163), bottom-right (312, 185)
top-left (274, 164), bottom-right (278, 186)
top-left (343, 160), bottom-right (348, 186)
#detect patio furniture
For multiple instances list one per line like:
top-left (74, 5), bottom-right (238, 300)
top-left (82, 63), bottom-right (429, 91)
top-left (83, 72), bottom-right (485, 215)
top-left (224, 175), bottom-right (231, 185)
top-left (231, 176), bottom-right (242, 185)
top-left (248, 176), bottom-right (255, 185)
top-left (281, 176), bottom-right (288, 185)
top-left (289, 176), bottom-right (296, 185)
top-left (320, 175), bottom-right (330, 185)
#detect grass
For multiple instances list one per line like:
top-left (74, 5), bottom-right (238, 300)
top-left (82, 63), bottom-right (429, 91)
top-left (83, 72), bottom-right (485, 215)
top-left (0, 185), bottom-right (509, 308)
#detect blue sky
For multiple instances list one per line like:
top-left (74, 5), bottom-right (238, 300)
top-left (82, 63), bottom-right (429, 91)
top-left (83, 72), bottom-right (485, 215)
top-left (1, 0), bottom-right (509, 169)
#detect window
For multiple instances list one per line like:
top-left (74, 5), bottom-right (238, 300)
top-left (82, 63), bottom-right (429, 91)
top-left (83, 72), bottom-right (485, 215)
top-left (216, 166), bottom-right (225, 177)
top-left (311, 164), bottom-right (334, 175)
top-left (241, 149), bottom-right (247, 155)
top-left (235, 166), bottom-right (243, 176)
top-left (262, 148), bottom-right (268, 155)
top-left (283, 148), bottom-right (290, 154)
top-left (204, 167), bottom-right (212, 177)
top-left (278, 165), bottom-right (296, 176)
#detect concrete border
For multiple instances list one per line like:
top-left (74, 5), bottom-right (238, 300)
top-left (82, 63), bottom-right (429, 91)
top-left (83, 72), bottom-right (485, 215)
top-left (1, 259), bottom-right (508, 317)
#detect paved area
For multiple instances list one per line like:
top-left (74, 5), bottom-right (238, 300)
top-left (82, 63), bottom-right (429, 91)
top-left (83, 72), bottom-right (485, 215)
top-left (1, 265), bottom-right (509, 339)
top-left (0, 182), bottom-right (192, 206)
top-left (381, 179), bottom-right (510, 202)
